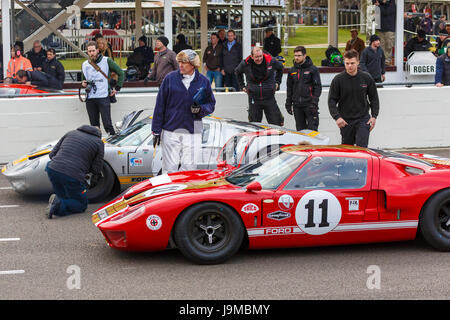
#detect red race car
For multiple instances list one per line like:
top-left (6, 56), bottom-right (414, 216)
top-left (0, 84), bottom-right (71, 97)
top-left (92, 145), bottom-right (450, 264)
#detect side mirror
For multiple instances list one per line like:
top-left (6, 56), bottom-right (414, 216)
top-left (246, 181), bottom-right (262, 192)
top-left (217, 161), bottom-right (227, 170)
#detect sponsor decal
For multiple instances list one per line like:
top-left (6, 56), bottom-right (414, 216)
top-left (146, 215), bottom-right (162, 231)
top-left (278, 194), bottom-right (294, 210)
top-left (130, 157), bottom-right (143, 167)
top-left (295, 190), bottom-right (342, 235)
top-left (242, 203), bottom-right (259, 214)
top-left (267, 211), bottom-right (291, 221)
top-left (346, 197), bottom-right (362, 211)
top-left (265, 227), bottom-right (292, 235)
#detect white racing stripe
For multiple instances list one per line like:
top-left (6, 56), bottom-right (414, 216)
top-left (247, 220), bottom-right (419, 237)
top-left (0, 270), bottom-right (25, 275)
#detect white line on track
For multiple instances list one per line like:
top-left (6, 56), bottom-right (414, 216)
top-left (0, 238), bottom-right (20, 242)
top-left (0, 205), bottom-right (20, 208)
top-left (0, 187), bottom-right (13, 190)
top-left (0, 270), bottom-right (25, 275)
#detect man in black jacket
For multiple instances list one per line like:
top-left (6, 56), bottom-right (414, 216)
top-left (285, 46), bottom-right (322, 131)
top-left (26, 40), bottom-right (47, 71)
top-left (235, 46), bottom-right (284, 125)
top-left (404, 29), bottom-right (432, 58)
top-left (42, 48), bottom-right (65, 88)
top-left (328, 49), bottom-right (379, 148)
top-left (45, 125), bottom-right (104, 219)
top-left (16, 69), bottom-right (63, 90)
top-left (360, 34), bottom-right (386, 84)
top-left (222, 30), bottom-right (242, 92)
top-left (263, 27), bottom-right (281, 57)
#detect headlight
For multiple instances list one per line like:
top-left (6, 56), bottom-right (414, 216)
top-left (15, 158), bottom-right (40, 171)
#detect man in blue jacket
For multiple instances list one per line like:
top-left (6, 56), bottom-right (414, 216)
top-left (152, 49), bottom-right (216, 174)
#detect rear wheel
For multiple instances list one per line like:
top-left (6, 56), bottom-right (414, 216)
top-left (174, 202), bottom-right (244, 264)
top-left (420, 189), bottom-right (450, 251)
top-left (87, 162), bottom-right (115, 203)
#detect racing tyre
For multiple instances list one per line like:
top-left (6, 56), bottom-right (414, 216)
top-left (174, 202), bottom-right (244, 264)
top-left (420, 189), bottom-right (450, 251)
top-left (87, 162), bottom-right (115, 203)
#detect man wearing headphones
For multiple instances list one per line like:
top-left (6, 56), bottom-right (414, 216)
top-left (5, 45), bottom-right (33, 82)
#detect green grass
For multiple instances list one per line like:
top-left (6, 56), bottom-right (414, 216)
top-left (60, 27), bottom-right (356, 70)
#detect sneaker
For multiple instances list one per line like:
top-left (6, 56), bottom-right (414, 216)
top-left (46, 194), bottom-right (60, 219)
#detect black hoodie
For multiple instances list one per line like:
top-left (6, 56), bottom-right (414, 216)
top-left (286, 56), bottom-right (322, 108)
top-left (48, 125), bottom-right (105, 182)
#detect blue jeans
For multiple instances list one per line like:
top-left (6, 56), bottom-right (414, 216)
top-left (206, 70), bottom-right (223, 88)
top-left (46, 164), bottom-right (88, 216)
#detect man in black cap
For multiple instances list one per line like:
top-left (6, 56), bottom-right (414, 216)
top-left (263, 27), bottom-right (282, 57)
top-left (404, 29), bottom-right (432, 58)
top-left (146, 36), bottom-right (178, 86)
top-left (360, 34), bottom-right (386, 84)
top-left (129, 35), bottom-right (154, 79)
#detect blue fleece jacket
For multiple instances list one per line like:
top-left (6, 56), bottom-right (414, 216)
top-left (152, 69), bottom-right (216, 134)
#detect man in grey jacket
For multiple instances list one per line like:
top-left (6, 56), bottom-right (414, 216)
top-left (45, 125), bottom-right (104, 219)
top-left (360, 34), bottom-right (386, 84)
top-left (146, 36), bottom-right (179, 86)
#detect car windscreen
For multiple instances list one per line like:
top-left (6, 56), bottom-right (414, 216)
top-left (106, 121), bottom-right (152, 147)
top-left (219, 135), bottom-right (252, 167)
top-left (226, 150), bottom-right (307, 189)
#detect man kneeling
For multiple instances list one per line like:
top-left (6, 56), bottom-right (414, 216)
top-left (45, 125), bottom-right (104, 219)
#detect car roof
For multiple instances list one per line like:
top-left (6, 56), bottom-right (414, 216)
top-left (280, 144), bottom-right (374, 158)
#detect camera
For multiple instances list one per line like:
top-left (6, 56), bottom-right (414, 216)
top-left (85, 80), bottom-right (97, 94)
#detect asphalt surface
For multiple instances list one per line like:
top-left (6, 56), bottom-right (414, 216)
top-left (2, 148), bottom-right (450, 300)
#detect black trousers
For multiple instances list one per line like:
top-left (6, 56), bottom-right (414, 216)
top-left (86, 97), bottom-right (115, 135)
top-left (340, 114), bottom-right (371, 148)
top-left (293, 104), bottom-right (319, 131)
top-left (248, 96), bottom-right (283, 126)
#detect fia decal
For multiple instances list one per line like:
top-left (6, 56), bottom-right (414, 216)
top-left (241, 203), bottom-right (259, 214)
top-left (295, 190), bottom-right (342, 235)
top-left (348, 198), bottom-right (360, 211)
top-left (278, 194), bottom-right (294, 210)
top-left (146, 215), bottom-right (162, 231)
top-left (267, 211), bottom-right (291, 221)
top-left (130, 157), bottom-right (143, 167)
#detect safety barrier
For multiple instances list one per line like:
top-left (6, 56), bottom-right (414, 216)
top-left (0, 86), bottom-right (449, 163)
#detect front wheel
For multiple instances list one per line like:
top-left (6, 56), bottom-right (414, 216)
top-left (420, 189), bottom-right (450, 251)
top-left (87, 162), bottom-right (115, 203)
top-left (174, 202), bottom-right (244, 264)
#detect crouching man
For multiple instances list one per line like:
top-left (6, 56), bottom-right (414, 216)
top-left (45, 125), bottom-right (104, 219)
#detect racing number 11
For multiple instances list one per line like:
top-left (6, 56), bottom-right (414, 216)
top-left (304, 199), bottom-right (330, 228)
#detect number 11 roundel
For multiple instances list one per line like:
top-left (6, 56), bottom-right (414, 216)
top-left (295, 190), bottom-right (342, 235)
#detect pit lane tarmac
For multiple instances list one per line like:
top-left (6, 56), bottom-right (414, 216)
top-left (1, 147), bottom-right (450, 300)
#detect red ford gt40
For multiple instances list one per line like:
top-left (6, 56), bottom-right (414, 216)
top-left (92, 145), bottom-right (450, 264)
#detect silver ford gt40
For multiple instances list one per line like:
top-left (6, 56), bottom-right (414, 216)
top-left (2, 110), bottom-right (329, 202)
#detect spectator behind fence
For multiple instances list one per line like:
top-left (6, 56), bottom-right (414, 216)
top-left (173, 34), bottom-right (192, 54)
top-left (42, 48), bottom-right (65, 88)
top-left (97, 37), bottom-right (113, 60)
top-left (433, 16), bottom-right (447, 36)
top-left (146, 36), bottom-right (178, 86)
top-left (345, 28), bottom-right (366, 58)
top-left (26, 40), bottom-right (47, 71)
top-left (404, 29), bottom-right (432, 58)
top-left (404, 12), bottom-right (416, 42)
top-left (263, 27), bottom-right (282, 57)
top-left (435, 31), bottom-right (450, 56)
top-left (217, 29), bottom-right (227, 46)
top-left (128, 36), bottom-right (154, 79)
top-left (203, 32), bottom-right (224, 88)
top-left (420, 12), bottom-right (433, 35)
top-left (374, 0), bottom-right (396, 65)
top-left (5, 45), bottom-right (33, 81)
top-left (360, 34), bottom-right (386, 84)
top-left (222, 30), bottom-right (242, 92)
top-left (16, 69), bottom-right (62, 90)
top-left (435, 43), bottom-right (450, 87)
